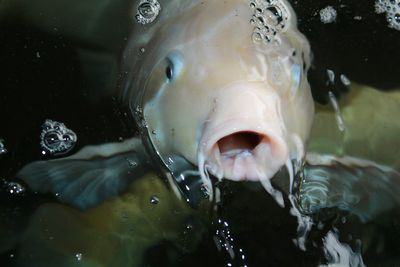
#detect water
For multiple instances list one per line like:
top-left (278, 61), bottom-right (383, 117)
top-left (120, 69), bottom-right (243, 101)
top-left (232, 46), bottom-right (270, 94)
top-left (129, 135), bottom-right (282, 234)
top-left (1, 0), bottom-right (400, 266)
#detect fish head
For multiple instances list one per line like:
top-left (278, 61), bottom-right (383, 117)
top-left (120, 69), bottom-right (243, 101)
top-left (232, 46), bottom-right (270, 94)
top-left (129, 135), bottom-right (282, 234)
top-left (123, 0), bottom-right (314, 185)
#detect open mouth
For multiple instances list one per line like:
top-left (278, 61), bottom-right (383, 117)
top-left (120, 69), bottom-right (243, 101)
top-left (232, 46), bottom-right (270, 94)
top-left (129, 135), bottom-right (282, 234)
top-left (200, 128), bottom-right (288, 182)
top-left (217, 131), bottom-right (263, 158)
top-left (196, 84), bottom-right (290, 182)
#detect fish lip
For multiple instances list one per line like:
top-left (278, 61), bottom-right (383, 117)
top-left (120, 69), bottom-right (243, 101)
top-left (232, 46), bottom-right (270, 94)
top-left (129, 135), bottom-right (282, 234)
top-left (198, 119), bottom-right (288, 181)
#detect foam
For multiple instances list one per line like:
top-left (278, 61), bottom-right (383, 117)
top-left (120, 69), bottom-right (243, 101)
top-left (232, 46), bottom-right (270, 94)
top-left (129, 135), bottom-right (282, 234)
top-left (375, 0), bottom-right (400, 31)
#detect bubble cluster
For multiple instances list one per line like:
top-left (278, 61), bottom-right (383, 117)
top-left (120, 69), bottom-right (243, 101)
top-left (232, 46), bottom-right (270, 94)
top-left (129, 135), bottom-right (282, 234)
top-left (2, 179), bottom-right (26, 195)
top-left (213, 218), bottom-right (248, 267)
top-left (75, 253), bottom-right (82, 261)
top-left (249, 0), bottom-right (290, 44)
top-left (319, 6), bottom-right (337, 24)
top-left (135, 0), bottom-right (161, 25)
top-left (375, 0), bottom-right (400, 31)
top-left (40, 119), bottom-right (77, 156)
top-left (0, 139), bottom-right (6, 155)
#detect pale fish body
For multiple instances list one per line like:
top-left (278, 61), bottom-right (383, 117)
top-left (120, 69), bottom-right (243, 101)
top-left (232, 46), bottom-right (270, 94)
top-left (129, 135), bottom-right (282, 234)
top-left (18, 0), bottom-right (315, 208)
top-left (121, 0), bottom-right (315, 186)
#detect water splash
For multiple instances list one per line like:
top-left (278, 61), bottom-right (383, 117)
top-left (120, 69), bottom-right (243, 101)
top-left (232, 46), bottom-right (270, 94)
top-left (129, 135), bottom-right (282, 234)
top-left (284, 154), bottom-right (313, 251)
top-left (375, 0), bottom-right (400, 31)
top-left (40, 119), bottom-right (77, 156)
top-left (289, 194), bottom-right (313, 251)
top-left (135, 0), bottom-right (161, 25)
top-left (326, 69), bottom-right (335, 85)
top-left (0, 138), bottom-right (6, 155)
top-left (320, 230), bottom-right (365, 267)
top-left (260, 176), bottom-right (285, 207)
top-left (340, 74), bottom-right (351, 86)
top-left (213, 218), bottom-right (249, 267)
top-left (328, 91), bottom-right (346, 133)
top-left (198, 151), bottom-right (215, 200)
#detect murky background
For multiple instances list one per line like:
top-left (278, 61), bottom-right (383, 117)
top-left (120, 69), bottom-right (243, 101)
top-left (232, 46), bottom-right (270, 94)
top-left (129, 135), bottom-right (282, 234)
top-left (1, 0), bottom-right (400, 266)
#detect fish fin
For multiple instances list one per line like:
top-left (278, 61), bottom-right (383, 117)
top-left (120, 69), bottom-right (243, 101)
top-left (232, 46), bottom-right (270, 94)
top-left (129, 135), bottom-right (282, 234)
top-left (17, 138), bottom-right (150, 210)
top-left (303, 153), bottom-right (400, 222)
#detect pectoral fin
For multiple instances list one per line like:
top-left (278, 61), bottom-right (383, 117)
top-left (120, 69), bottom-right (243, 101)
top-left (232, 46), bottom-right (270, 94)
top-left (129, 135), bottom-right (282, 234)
top-left (301, 153), bottom-right (400, 222)
top-left (17, 138), bottom-right (150, 210)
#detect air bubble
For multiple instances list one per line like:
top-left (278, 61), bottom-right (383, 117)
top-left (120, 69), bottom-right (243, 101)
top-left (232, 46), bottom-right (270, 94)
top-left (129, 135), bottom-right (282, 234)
top-left (75, 253), bottom-right (82, 261)
top-left (266, 6), bottom-right (283, 25)
top-left (257, 15), bottom-right (265, 24)
top-left (319, 6), bottom-right (337, 24)
top-left (249, 0), bottom-right (289, 44)
top-left (252, 32), bottom-right (263, 42)
top-left (200, 184), bottom-right (210, 199)
top-left (135, 0), bottom-right (161, 25)
top-left (2, 180), bottom-right (25, 195)
top-left (150, 195), bottom-right (159, 204)
top-left (40, 119), bottom-right (77, 156)
top-left (0, 139), bottom-right (7, 155)
top-left (374, 0), bottom-right (400, 31)
top-left (126, 158), bottom-right (137, 168)
top-left (395, 13), bottom-right (400, 22)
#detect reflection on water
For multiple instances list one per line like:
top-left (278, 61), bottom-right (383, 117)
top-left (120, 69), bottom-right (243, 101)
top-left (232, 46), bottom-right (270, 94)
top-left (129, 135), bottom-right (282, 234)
top-left (1, 0), bottom-right (400, 266)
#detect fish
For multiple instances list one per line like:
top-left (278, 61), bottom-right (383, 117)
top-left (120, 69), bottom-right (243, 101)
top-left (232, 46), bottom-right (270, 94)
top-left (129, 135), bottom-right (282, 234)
top-left (120, 0), bottom-right (314, 195)
top-left (15, 0), bottom-right (400, 213)
top-left (16, 0), bottom-right (315, 209)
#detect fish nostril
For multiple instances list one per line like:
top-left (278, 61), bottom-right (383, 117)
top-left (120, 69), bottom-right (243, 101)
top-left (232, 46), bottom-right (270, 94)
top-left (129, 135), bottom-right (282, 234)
top-left (217, 131), bottom-right (263, 157)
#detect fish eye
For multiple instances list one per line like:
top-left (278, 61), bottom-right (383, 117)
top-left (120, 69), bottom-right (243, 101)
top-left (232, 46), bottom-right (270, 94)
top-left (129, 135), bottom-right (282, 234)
top-left (166, 60), bottom-right (174, 81)
top-left (290, 63), bottom-right (301, 94)
top-left (165, 51), bottom-right (183, 82)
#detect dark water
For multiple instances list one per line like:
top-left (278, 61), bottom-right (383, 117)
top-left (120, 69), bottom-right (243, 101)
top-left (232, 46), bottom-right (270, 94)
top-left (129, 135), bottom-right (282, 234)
top-left (1, 0), bottom-right (400, 266)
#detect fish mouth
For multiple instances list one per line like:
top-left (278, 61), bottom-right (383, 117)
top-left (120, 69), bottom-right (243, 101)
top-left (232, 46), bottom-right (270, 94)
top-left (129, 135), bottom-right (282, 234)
top-left (198, 122), bottom-right (288, 181)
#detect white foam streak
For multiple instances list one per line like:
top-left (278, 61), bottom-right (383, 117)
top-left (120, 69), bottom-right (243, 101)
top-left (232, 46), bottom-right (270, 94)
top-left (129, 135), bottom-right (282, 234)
top-left (288, 194), bottom-right (313, 251)
top-left (260, 178), bottom-right (285, 208)
top-left (319, 231), bottom-right (365, 267)
top-left (198, 151), bottom-right (214, 199)
top-left (286, 159), bottom-right (295, 195)
top-left (328, 91), bottom-right (346, 133)
top-left (286, 143), bottom-right (313, 252)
